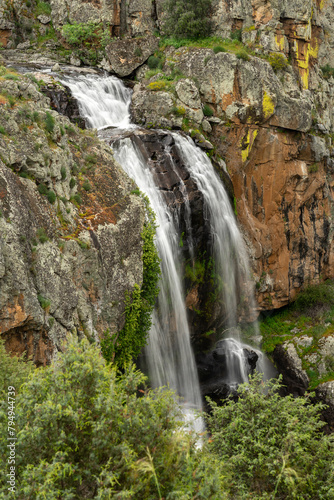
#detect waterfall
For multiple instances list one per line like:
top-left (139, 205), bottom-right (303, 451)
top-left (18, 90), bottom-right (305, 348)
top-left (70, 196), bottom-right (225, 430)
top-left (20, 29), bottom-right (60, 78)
top-left (60, 71), bottom-right (273, 407)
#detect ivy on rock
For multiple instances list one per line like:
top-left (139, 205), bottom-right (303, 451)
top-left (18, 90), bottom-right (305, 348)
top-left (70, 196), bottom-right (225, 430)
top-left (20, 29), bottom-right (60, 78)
top-left (101, 194), bottom-right (161, 366)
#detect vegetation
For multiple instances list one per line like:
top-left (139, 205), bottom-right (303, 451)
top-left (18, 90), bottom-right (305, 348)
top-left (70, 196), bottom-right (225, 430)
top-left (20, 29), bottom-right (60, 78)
top-left (245, 280), bottom-right (334, 389)
top-left (321, 64), bottom-right (334, 79)
top-left (44, 111), bottom-right (55, 133)
top-left (213, 45), bottom-right (226, 53)
top-left (162, 0), bottom-right (212, 40)
top-left (236, 49), bottom-right (250, 61)
top-left (268, 52), bottom-right (289, 72)
top-left (203, 103), bottom-right (214, 117)
top-left (147, 55), bottom-right (162, 70)
top-left (37, 294), bottom-right (51, 310)
top-left (101, 195), bottom-right (160, 366)
top-left (207, 373), bottom-right (334, 499)
top-left (0, 341), bottom-right (333, 499)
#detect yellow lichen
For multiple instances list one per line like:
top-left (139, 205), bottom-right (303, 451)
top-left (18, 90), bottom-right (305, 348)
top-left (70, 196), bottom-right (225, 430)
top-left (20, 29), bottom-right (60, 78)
top-left (240, 129), bottom-right (258, 163)
top-left (262, 91), bottom-right (275, 120)
top-left (275, 34), bottom-right (285, 52)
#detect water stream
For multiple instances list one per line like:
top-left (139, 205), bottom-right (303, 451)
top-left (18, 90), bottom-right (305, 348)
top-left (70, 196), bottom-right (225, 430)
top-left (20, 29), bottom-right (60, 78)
top-left (60, 72), bottom-right (273, 411)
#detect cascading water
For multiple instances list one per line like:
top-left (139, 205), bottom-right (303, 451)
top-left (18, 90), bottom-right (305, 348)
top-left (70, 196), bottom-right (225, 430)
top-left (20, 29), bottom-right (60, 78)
top-left (60, 71), bottom-right (273, 406)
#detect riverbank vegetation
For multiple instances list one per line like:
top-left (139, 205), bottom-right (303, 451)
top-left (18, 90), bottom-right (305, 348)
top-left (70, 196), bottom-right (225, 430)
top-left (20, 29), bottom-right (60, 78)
top-left (0, 338), bottom-right (333, 499)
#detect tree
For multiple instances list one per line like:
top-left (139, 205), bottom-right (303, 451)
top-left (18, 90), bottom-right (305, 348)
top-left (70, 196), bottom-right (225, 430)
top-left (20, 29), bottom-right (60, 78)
top-left (0, 338), bottom-right (226, 499)
top-left (162, 0), bottom-right (212, 40)
top-left (206, 373), bottom-right (334, 499)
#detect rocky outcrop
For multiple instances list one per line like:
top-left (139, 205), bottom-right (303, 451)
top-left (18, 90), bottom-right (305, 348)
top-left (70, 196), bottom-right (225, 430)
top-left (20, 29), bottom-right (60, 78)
top-left (0, 69), bottom-right (145, 365)
top-left (105, 35), bottom-right (159, 77)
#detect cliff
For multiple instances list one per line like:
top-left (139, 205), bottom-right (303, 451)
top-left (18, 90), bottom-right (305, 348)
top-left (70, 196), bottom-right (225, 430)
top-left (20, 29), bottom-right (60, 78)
top-left (0, 65), bottom-right (145, 364)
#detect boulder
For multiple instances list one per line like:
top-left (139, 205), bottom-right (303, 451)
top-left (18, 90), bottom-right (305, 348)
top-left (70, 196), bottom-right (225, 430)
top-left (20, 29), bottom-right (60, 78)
top-left (105, 35), bottom-right (159, 77)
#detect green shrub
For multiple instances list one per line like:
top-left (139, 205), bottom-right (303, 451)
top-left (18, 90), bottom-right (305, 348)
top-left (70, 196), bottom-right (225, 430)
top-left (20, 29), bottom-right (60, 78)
top-left (47, 190), bottom-right (56, 204)
top-left (213, 45), bottom-right (226, 53)
top-left (82, 180), bottom-right (91, 191)
top-left (69, 177), bottom-right (76, 189)
top-left (36, 0), bottom-right (51, 16)
top-left (44, 111), bottom-right (55, 133)
top-left (293, 280), bottom-right (334, 310)
top-left (37, 294), bottom-right (51, 309)
top-left (37, 183), bottom-right (49, 195)
top-left (207, 373), bottom-right (334, 499)
top-left (268, 52), bottom-right (289, 72)
top-left (37, 227), bottom-right (48, 244)
top-left (0, 338), bottom-right (33, 397)
top-left (147, 55), bottom-right (161, 69)
top-left (0, 338), bottom-right (226, 498)
top-left (321, 64), bottom-right (334, 79)
top-left (236, 49), bottom-right (250, 61)
top-left (3, 74), bottom-right (19, 81)
top-left (60, 166), bottom-right (67, 180)
top-left (203, 103), bottom-right (214, 116)
top-left (0, 126), bottom-right (5, 134)
top-left (72, 193), bottom-right (82, 205)
top-left (230, 28), bottom-right (242, 41)
top-left (162, 0), bottom-right (212, 40)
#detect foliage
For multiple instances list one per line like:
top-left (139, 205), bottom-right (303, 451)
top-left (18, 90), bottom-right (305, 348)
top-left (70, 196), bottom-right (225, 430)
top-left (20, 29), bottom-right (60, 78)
top-left (62, 22), bottom-right (112, 50)
top-left (213, 45), bottom-right (226, 53)
top-left (36, 0), bottom-right (51, 16)
top-left (37, 227), bottom-right (48, 244)
top-left (321, 64), bottom-right (334, 79)
top-left (147, 80), bottom-right (168, 91)
top-left (147, 55), bottom-right (162, 69)
top-left (268, 52), bottom-right (289, 72)
top-left (162, 0), bottom-right (212, 40)
top-left (0, 338), bottom-right (33, 399)
top-left (236, 49), bottom-right (250, 61)
top-left (230, 28), bottom-right (242, 42)
top-left (207, 373), bottom-right (334, 499)
top-left (37, 294), bottom-right (51, 310)
top-left (293, 280), bottom-right (334, 311)
top-left (185, 260), bottom-right (206, 284)
top-left (0, 126), bottom-right (5, 134)
top-left (101, 195), bottom-right (161, 366)
top-left (61, 166), bottom-right (67, 180)
top-left (0, 338), bottom-right (226, 498)
top-left (203, 103), bottom-right (214, 116)
top-left (37, 183), bottom-right (49, 195)
top-left (44, 111), bottom-right (55, 133)
top-left (69, 177), bottom-right (76, 189)
top-left (82, 180), bottom-right (91, 191)
top-left (47, 190), bottom-right (56, 204)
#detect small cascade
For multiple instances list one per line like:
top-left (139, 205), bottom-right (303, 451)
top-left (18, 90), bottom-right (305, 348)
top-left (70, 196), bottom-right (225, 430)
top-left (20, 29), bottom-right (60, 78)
top-left (60, 71), bottom-right (274, 408)
top-left (60, 74), bottom-right (132, 129)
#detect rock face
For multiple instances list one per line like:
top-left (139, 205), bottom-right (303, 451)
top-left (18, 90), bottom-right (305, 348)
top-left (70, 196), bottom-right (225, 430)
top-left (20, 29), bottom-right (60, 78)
top-left (105, 35), bottom-right (159, 77)
top-left (0, 70), bottom-right (145, 365)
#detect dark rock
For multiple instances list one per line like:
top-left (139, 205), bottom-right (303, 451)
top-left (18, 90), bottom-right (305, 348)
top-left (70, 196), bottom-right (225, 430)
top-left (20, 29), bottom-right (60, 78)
top-left (273, 343), bottom-right (309, 396)
top-left (40, 84), bottom-right (86, 129)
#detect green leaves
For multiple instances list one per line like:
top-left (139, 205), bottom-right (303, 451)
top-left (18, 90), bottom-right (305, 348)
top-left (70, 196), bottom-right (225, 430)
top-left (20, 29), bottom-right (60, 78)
top-left (163, 0), bottom-right (212, 40)
top-left (206, 373), bottom-right (334, 499)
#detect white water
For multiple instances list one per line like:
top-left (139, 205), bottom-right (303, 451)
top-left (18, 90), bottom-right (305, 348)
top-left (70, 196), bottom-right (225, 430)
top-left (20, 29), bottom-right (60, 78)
top-left (60, 74), bottom-right (132, 129)
top-left (61, 72), bottom-right (273, 406)
top-left (62, 74), bottom-right (203, 415)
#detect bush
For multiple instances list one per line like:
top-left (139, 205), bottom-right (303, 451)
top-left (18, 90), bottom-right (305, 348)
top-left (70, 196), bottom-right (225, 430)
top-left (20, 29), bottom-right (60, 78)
top-left (147, 55), bottom-right (161, 69)
top-left (207, 373), bottom-right (334, 499)
top-left (44, 112), bottom-right (55, 133)
top-left (203, 103), bottom-right (214, 117)
top-left (0, 126), bottom-right (5, 134)
top-left (0, 338), bottom-right (226, 498)
top-left (162, 0), bottom-right (212, 40)
top-left (37, 183), bottom-right (48, 195)
top-left (293, 281), bottom-right (334, 310)
top-left (236, 49), bottom-right (250, 61)
top-left (321, 64), bottom-right (334, 79)
top-left (230, 28), bottom-right (242, 41)
top-left (82, 180), bottom-right (91, 191)
top-left (47, 190), bottom-right (56, 204)
top-left (37, 227), bottom-right (48, 244)
top-left (268, 52), bottom-right (289, 72)
top-left (147, 80), bottom-right (167, 91)
top-left (213, 45), bottom-right (226, 53)
top-left (69, 177), bottom-right (76, 189)
top-left (61, 166), bottom-right (67, 180)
